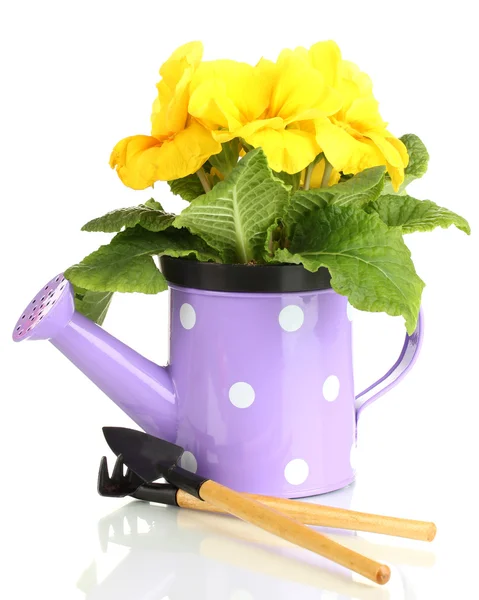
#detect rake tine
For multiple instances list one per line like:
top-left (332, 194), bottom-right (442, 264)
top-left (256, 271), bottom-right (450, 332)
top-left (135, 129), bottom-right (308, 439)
top-left (126, 466), bottom-right (144, 486)
top-left (126, 467), bottom-right (134, 484)
top-left (97, 456), bottom-right (110, 494)
top-left (111, 454), bottom-right (125, 481)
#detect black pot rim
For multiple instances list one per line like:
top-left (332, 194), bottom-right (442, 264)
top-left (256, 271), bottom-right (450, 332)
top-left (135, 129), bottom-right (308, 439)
top-left (159, 256), bottom-right (331, 293)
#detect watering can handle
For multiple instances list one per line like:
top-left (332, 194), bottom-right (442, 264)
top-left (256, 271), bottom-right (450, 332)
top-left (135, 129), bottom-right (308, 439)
top-left (354, 307), bottom-right (424, 421)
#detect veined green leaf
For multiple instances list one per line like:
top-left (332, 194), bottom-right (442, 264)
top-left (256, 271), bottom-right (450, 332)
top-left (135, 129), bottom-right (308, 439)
top-left (401, 134), bottom-right (429, 180)
top-left (168, 174), bottom-right (205, 202)
top-left (285, 167), bottom-right (386, 237)
top-left (367, 194), bottom-right (471, 234)
top-left (82, 199), bottom-right (175, 233)
top-left (73, 285), bottom-right (113, 325)
top-left (174, 148), bottom-right (290, 263)
top-left (273, 170), bottom-right (300, 192)
top-left (323, 166), bottom-right (386, 206)
top-left (65, 226), bottom-right (221, 293)
top-left (276, 205), bottom-right (424, 333)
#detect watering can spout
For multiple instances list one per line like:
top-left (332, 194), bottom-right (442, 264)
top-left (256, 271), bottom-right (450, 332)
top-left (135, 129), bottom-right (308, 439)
top-left (12, 274), bottom-right (177, 441)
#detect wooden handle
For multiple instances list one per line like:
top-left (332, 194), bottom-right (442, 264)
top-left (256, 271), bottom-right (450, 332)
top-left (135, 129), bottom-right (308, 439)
top-left (198, 480), bottom-right (390, 585)
top-left (177, 489), bottom-right (436, 542)
top-left (179, 507), bottom-right (436, 567)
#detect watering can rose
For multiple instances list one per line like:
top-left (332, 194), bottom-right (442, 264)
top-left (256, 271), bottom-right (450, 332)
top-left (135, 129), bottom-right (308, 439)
top-left (110, 40), bottom-right (408, 189)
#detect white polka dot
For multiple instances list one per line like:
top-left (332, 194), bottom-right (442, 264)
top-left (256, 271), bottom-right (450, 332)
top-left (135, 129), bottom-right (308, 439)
top-left (278, 305), bottom-right (304, 332)
top-left (180, 303), bottom-right (196, 329)
top-left (284, 459), bottom-right (309, 485)
top-left (350, 444), bottom-right (357, 471)
top-left (323, 375), bottom-right (340, 402)
top-left (229, 382), bottom-right (255, 408)
top-left (180, 451), bottom-right (198, 473)
top-left (347, 302), bottom-right (355, 322)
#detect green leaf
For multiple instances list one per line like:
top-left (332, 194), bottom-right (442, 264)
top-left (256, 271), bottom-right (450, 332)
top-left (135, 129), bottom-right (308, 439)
top-left (82, 200), bottom-right (175, 233)
top-left (168, 174), bottom-right (205, 202)
top-left (402, 134), bottom-right (429, 180)
top-left (73, 285), bottom-right (113, 325)
top-left (65, 226), bottom-right (221, 294)
top-left (273, 170), bottom-right (300, 192)
top-left (208, 139), bottom-right (241, 178)
top-left (173, 148), bottom-right (290, 263)
top-left (239, 139), bottom-right (254, 153)
top-left (144, 199), bottom-right (163, 209)
top-left (367, 194), bottom-right (471, 234)
top-left (264, 219), bottom-right (287, 259)
top-left (275, 205), bottom-right (424, 333)
top-left (285, 167), bottom-right (386, 237)
top-left (382, 134), bottom-right (429, 194)
top-left (324, 166), bottom-right (386, 206)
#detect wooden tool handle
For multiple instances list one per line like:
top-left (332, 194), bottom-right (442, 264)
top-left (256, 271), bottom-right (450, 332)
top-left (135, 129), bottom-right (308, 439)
top-left (177, 489), bottom-right (436, 542)
top-left (198, 480), bottom-right (390, 585)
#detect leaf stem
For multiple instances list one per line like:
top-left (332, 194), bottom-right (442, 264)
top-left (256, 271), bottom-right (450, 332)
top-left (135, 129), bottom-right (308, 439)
top-left (196, 167), bottom-right (211, 193)
top-left (303, 163), bottom-right (314, 191)
top-left (320, 159), bottom-right (333, 188)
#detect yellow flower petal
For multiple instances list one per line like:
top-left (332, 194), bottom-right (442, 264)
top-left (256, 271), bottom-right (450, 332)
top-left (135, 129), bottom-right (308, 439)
top-left (260, 55), bottom-right (341, 123)
top-left (388, 135), bottom-right (409, 168)
top-left (110, 135), bottom-right (162, 189)
top-left (110, 122), bottom-right (221, 189)
top-left (315, 118), bottom-right (384, 174)
top-left (190, 60), bottom-right (269, 132)
top-left (152, 77), bottom-right (190, 135)
top-left (345, 97), bottom-right (386, 131)
top-left (151, 41), bottom-right (203, 137)
top-left (341, 60), bottom-right (373, 98)
top-left (245, 127), bottom-right (320, 174)
top-left (364, 130), bottom-right (405, 168)
top-left (308, 41), bottom-right (342, 88)
top-left (382, 135), bottom-right (409, 191)
top-left (158, 41), bottom-right (203, 91)
top-left (277, 46), bottom-right (309, 63)
top-left (189, 77), bottom-right (238, 131)
top-left (189, 68), bottom-right (251, 131)
top-left (231, 117), bottom-right (284, 141)
top-left (154, 122), bottom-right (221, 181)
top-left (386, 163), bottom-right (405, 192)
top-left (335, 61), bottom-right (374, 117)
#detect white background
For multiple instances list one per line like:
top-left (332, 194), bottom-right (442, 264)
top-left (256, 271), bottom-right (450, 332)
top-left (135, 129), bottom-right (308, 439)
top-left (1, 1), bottom-right (478, 598)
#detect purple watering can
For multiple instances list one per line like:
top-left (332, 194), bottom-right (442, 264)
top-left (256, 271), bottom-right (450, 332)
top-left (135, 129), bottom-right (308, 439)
top-left (12, 258), bottom-right (423, 498)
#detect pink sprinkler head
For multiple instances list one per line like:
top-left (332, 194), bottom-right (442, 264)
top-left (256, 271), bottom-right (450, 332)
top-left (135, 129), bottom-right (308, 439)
top-left (12, 274), bottom-right (75, 342)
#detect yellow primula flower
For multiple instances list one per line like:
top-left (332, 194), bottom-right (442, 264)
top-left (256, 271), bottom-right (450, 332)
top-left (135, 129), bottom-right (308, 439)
top-left (189, 60), bottom-right (270, 138)
top-left (110, 41), bottom-right (221, 189)
top-left (298, 41), bottom-right (408, 190)
top-left (189, 53), bottom-right (341, 174)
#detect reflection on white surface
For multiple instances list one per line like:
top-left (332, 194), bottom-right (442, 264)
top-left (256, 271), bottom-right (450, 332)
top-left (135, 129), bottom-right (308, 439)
top-left (76, 487), bottom-right (435, 600)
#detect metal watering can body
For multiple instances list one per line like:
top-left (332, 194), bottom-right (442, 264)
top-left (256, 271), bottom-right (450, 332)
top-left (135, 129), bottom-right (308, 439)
top-left (12, 261), bottom-right (423, 498)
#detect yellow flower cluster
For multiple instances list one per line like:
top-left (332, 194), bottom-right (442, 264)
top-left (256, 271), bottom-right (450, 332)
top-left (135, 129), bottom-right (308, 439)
top-left (110, 41), bottom-right (408, 191)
